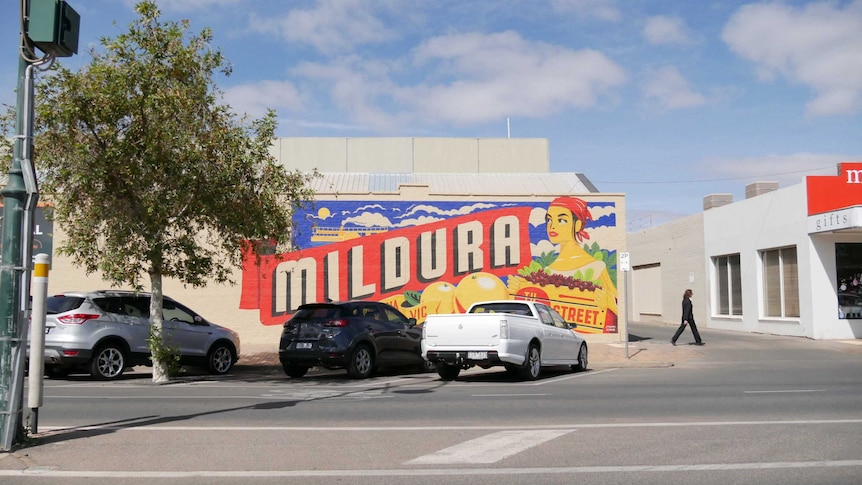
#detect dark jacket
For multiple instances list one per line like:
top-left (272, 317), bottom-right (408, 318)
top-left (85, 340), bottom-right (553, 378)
top-left (682, 296), bottom-right (695, 324)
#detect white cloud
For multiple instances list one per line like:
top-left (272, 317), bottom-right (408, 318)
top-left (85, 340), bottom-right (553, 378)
top-left (292, 56), bottom-right (405, 131)
top-left (643, 15), bottom-right (692, 45)
top-left (643, 66), bottom-right (706, 111)
top-left (532, 239), bottom-right (558, 258)
top-left (722, 1), bottom-right (862, 116)
top-left (589, 205), bottom-right (616, 219)
top-left (529, 207), bottom-right (547, 227)
top-left (344, 211), bottom-right (393, 228)
top-left (289, 31), bottom-right (626, 129)
top-left (222, 80), bottom-right (304, 118)
top-left (550, 0), bottom-right (621, 22)
top-left (404, 31), bottom-right (627, 124)
top-left (248, 0), bottom-right (393, 55)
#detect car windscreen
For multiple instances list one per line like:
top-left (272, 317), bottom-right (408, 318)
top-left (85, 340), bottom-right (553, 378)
top-left (468, 302), bottom-right (534, 316)
top-left (46, 296), bottom-right (86, 315)
top-left (293, 305), bottom-right (344, 320)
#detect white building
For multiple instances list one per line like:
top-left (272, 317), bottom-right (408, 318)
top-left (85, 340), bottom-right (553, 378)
top-left (628, 162), bottom-right (862, 340)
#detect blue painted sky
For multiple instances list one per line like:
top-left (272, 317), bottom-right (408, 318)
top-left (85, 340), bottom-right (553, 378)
top-left (2, 1), bottom-right (860, 228)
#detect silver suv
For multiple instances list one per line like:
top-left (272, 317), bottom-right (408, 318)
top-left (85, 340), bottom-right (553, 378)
top-left (41, 290), bottom-right (241, 379)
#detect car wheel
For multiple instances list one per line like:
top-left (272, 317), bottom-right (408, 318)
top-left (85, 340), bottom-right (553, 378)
top-left (282, 363), bottom-right (309, 378)
top-left (347, 344), bottom-right (374, 379)
top-left (90, 344), bottom-right (126, 380)
top-left (207, 343), bottom-right (235, 375)
top-left (436, 364), bottom-right (460, 381)
top-left (520, 343), bottom-right (541, 381)
top-left (571, 343), bottom-right (588, 372)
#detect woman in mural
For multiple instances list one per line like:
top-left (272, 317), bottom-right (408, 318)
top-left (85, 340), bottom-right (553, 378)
top-left (544, 196), bottom-right (618, 328)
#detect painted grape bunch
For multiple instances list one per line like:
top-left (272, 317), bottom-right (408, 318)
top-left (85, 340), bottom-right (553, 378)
top-left (523, 269), bottom-right (602, 291)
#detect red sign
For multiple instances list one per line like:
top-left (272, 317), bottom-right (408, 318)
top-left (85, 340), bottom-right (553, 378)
top-left (807, 162), bottom-right (862, 216)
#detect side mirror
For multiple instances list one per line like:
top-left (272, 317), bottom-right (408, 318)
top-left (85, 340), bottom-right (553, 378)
top-left (568, 322), bottom-right (577, 329)
top-left (408, 317), bottom-right (418, 327)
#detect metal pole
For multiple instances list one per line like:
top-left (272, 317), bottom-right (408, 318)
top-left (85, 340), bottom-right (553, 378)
top-left (27, 254), bottom-right (49, 434)
top-left (624, 267), bottom-right (630, 359)
top-left (0, 53), bottom-right (30, 452)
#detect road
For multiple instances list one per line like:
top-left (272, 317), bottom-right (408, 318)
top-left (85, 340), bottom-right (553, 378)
top-left (1, 322), bottom-right (861, 484)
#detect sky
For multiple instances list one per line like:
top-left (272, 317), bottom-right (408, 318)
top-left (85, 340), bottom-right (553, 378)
top-left (2, 0), bottom-right (861, 229)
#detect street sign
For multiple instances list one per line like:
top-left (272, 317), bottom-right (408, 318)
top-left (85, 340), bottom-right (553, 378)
top-left (620, 251), bottom-right (630, 271)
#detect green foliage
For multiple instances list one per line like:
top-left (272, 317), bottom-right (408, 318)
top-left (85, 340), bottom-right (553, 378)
top-left (33, 0), bottom-right (317, 291)
top-left (148, 325), bottom-right (181, 377)
top-left (403, 290), bottom-right (421, 308)
top-left (0, 103), bottom-right (14, 173)
top-left (572, 267), bottom-right (599, 284)
top-left (583, 242), bottom-right (618, 287)
top-left (517, 260), bottom-right (543, 277)
top-left (517, 251), bottom-right (557, 276)
top-left (517, 245), bottom-right (618, 287)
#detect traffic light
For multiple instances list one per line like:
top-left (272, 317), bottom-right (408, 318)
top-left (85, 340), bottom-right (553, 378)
top-left (27, 0), bottom-right (80, 58)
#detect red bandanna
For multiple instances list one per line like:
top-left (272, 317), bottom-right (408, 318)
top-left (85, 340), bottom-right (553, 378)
top-left (549, 196), bottom-right (592, 242)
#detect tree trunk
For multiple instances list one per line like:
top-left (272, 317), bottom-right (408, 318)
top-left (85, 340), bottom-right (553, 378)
top-left (149, 271), bottom-right (169, 383)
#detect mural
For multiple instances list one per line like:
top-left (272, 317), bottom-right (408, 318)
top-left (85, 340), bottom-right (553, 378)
top-left (240, 198), bottom-right (619, 333)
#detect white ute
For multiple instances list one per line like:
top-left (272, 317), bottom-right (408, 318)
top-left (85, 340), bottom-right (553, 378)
top-left (421, 300), bottom-right (588, 381)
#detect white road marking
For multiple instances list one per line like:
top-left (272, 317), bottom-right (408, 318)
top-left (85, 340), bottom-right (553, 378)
top-left (36, 418), bottom-right (862, 433)
top-left (404, 429), bottom-right (573, 464)
top-left (525, 368), bottom-right (616, 385)
top-left (2, 460), bottom-right (861, 478)
top-left (744, 389), bottom-right (826, 394)
top-left (471, 393), bottom-right (551, 397)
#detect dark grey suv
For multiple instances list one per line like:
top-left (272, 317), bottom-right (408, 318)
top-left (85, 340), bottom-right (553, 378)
top-left (41, 290), bottom-right (241, 379)
top-left (278, 300), bottom-right (433, 379)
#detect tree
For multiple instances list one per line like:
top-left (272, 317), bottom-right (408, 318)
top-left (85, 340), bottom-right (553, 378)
top-left (33, 1), bottom-right (317, 382)
top-left (0, 104), bottom-right (13, 172)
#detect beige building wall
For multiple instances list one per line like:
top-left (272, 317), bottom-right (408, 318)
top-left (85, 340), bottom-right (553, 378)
top-left (346, 138), bottom-right (414, 172)
top-left (270, 137), bottom-right (348, 172)
top-left (45, 225), bottom-right (284, 353)
top-left (627, 213), bottom-right (706, 326)
top-left (270, 137), bottom-right (549, 174)
top-left (413, 138), bottom-right (480, 172)
top-left (478, 138), bottom-right (549, 172)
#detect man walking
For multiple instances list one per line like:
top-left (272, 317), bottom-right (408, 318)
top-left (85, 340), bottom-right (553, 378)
top-left (671, 289), bottom-right (704, 346)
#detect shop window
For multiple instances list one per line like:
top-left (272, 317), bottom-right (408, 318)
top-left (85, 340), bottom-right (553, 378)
top-left (714, 254), bottom-right (742, 316)
top-left (761, 247), bottom-right (799, 318)
top-left (836, 243), bottom-right (862, 319)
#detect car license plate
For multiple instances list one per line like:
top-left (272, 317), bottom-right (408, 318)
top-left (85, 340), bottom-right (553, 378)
top-left (467, 351), bottom-right (487, 360)
top-left (296, 342), bottom-right (312, 349)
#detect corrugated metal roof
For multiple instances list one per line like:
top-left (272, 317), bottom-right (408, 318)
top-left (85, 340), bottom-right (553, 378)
top-left (310, 172), bottom-right (598, 196)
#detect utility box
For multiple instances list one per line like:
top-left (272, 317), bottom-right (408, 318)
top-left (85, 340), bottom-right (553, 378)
top-left (27, 0), bottom-right (80, 57)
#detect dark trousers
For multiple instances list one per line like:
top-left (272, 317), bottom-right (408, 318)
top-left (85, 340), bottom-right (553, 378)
top-left (672, 320), bottom-right (702, 344)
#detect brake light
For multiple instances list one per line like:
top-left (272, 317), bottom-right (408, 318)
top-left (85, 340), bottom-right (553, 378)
top-left (322, 319), bottom-right (349, 327)
top-left (500, 319), bottom-right (509, 339)
top-left (57, 313), bottom-right (100, 325)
